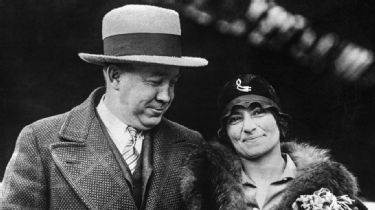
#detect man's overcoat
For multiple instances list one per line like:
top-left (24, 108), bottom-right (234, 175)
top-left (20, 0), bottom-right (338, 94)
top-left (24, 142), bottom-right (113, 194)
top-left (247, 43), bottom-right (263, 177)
top-left (1, 88), bottom-right (204, 209)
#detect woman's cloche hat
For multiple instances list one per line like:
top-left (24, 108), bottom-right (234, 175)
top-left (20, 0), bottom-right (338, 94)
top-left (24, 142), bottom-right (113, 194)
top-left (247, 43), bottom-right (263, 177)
top-left (218, 74), bottom-right (290, 123)
top-left (78, 4), bottom-right (208, 67)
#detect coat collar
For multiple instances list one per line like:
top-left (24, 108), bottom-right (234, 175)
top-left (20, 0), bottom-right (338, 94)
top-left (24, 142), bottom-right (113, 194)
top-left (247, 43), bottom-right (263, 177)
top-left (58, 87), bottom-right (104, 142)
top-left (181, 141), bottom-right (361, 210)
top-left (276, 142), bottom-right (360, 209)
top-left (280, 142), bottom-right (332, 169)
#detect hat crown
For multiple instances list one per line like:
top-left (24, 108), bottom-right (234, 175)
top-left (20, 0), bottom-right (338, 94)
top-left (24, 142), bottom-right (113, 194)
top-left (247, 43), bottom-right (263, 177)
top-left (78, 4), bottom-right (208, 67)
top-left (218, 74), bottom-right (281, 116)
top-left (102, 4), bottom-right (181, 39)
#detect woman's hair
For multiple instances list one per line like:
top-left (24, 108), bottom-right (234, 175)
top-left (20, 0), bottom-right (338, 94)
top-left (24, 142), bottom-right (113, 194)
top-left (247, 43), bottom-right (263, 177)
top-left (268, 107), bottom-right (289, 141)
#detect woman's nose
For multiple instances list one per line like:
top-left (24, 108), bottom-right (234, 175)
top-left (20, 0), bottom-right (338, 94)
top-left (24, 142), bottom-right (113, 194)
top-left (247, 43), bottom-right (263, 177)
top-left (242, 114), bottom-right (257, 134)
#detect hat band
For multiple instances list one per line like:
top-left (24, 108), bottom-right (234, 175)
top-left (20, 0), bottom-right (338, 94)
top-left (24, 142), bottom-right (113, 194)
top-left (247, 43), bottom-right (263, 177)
top-left (103, 33), bottom-right (181, 57)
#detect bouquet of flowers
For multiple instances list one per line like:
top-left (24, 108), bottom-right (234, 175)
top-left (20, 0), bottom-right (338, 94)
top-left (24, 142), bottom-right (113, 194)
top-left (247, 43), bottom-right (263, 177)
top-left (292, 188), bottom-right (355, 210)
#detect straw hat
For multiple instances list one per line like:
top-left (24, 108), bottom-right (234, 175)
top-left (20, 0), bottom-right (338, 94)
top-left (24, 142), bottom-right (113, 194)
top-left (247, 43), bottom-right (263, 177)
top-left (78, 4), bottom-right (208, 67)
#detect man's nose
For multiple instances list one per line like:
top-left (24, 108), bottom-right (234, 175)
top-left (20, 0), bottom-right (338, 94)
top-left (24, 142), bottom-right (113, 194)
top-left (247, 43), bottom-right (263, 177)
top-left (156, 84), bottom-right (173, 103)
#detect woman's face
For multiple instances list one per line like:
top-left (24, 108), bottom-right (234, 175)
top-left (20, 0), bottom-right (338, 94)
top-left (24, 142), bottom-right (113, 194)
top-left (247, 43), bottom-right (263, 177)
top-left (226, 105), bottom-right (280, 159)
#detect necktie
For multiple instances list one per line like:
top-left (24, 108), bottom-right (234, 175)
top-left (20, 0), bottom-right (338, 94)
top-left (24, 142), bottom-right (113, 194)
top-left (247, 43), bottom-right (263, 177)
top-left (122, 126), bottom-right (140, 174)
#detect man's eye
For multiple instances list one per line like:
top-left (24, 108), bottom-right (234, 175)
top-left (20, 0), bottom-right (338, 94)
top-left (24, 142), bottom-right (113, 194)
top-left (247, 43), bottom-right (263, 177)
top-left (148, 79), bottom-right (163, 86)
top-left (170, 79), bottom-right (179, 86)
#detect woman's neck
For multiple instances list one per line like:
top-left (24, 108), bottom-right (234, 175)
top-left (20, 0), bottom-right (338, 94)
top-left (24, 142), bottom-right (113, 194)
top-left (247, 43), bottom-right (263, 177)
top-left (241, 147), bottom-right (285, 185)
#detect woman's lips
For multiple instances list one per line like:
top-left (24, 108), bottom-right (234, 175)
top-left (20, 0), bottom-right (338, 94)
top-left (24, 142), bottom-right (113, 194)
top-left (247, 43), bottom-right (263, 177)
top-left (243, 135), bottom-right (264, 142)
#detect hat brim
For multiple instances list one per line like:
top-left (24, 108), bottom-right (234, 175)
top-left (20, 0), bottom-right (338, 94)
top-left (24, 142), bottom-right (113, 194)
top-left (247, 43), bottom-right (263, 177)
top-left (78, 53), bottom-right (208, 67)
top-left (221, 94), bottom-right (289, 120)
top-left (218, 94), bottom-right (291, 137)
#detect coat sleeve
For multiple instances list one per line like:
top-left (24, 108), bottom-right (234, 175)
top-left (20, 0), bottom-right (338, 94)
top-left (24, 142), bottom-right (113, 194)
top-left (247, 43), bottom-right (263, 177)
top-left (0, 125), bottom-right (47, 209)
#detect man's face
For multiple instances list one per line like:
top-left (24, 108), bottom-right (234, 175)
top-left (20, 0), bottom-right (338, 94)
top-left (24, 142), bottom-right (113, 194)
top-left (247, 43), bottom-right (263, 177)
top-left (226, 105), bottom-right (280, 160)
top-left (117, 64), bottom-right (180, 130)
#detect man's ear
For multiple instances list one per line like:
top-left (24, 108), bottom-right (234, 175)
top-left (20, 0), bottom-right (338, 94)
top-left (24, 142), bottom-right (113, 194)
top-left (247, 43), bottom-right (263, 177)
top-left (105, 65), bottom-right (122, 90)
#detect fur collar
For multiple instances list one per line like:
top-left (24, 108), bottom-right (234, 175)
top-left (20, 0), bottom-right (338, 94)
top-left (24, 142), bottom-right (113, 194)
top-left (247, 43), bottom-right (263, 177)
top-left (180, 141), bottom-right (360, 210)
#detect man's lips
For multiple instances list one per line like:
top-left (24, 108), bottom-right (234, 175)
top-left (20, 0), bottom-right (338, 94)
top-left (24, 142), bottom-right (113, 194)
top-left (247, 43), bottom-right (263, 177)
top-left (148, 107), bottom-right (166, 115)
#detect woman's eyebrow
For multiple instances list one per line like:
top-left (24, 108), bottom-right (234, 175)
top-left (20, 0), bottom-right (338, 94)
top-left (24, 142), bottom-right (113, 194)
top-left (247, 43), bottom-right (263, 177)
top-left (231, 109), bottom-right (244, 115)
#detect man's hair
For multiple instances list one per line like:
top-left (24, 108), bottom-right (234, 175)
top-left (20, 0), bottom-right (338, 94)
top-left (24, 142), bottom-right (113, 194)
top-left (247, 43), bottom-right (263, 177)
top-left (102, 63), bottom-right (135, 86)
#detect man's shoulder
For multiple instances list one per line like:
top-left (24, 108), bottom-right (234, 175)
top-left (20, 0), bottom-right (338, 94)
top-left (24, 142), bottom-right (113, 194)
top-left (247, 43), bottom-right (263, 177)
top-left (25, 88), bottom-right (102, 137)
top-left (161, 118), bottom-right (200, 134)
top-left (27, 112), bottom-right (70, 136)
top-left (160, 118), bottom-right (204, 143)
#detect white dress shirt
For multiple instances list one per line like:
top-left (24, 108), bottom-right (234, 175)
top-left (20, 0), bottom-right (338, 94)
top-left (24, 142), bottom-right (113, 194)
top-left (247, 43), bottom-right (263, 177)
top-left (96, 96), bottom-right (143, 156)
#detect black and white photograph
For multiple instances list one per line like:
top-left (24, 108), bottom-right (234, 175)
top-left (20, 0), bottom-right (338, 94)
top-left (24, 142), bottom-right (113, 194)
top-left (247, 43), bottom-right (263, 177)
top-left (1, 0), bottom-right (375, 209)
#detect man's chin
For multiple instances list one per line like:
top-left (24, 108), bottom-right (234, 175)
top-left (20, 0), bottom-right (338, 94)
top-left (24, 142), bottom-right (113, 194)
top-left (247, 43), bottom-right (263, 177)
top-left (139, 116), bottom-right (163, 130)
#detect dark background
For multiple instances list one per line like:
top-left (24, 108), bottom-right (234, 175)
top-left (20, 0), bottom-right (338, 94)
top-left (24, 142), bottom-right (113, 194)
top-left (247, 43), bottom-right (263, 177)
top-left (1, 0), bottom-right (375, 200)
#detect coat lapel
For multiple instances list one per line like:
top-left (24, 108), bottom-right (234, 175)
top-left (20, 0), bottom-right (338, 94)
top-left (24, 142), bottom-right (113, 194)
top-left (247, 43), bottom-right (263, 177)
top-left (50, 88), bottom-right (137, 210)
top-left (143, 120), bottom-right (186, 209)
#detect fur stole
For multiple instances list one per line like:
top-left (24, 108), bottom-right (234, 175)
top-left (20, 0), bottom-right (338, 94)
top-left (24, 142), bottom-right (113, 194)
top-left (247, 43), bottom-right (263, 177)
top-left (180, 141), bottom-right (360, 210)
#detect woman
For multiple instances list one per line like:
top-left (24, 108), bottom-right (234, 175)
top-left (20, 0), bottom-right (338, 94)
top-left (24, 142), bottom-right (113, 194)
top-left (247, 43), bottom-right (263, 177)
top-left (180, 74), bottom-right (366, 210)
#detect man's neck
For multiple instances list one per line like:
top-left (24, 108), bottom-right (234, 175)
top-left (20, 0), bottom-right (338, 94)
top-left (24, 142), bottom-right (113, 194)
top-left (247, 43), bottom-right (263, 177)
top-left (103, 92), bottom-right (128, 125)
top-left (241, 145), bottom-right (285, 185)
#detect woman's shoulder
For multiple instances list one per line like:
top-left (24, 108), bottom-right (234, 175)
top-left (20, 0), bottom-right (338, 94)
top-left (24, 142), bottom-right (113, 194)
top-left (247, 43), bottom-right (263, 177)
top-left (277, 140), bottom-right (362, 209)
top-left (180, 139), bottom-right (246, 210)
top-left (281, 141), bottom-right (332, 168)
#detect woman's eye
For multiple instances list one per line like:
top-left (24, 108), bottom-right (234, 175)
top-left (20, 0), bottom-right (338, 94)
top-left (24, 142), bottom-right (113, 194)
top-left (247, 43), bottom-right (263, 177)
top-left (251, 108), bottom-right (266, 117)
top-left (227, 116), bottom-right (242, 124)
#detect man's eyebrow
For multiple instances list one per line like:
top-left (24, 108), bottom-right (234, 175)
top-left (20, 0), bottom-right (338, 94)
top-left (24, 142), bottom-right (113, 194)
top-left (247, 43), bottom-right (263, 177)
top-left (149, 71), bottom-right (180, 78)
top-left (174, 73), bottom-right (182, 79)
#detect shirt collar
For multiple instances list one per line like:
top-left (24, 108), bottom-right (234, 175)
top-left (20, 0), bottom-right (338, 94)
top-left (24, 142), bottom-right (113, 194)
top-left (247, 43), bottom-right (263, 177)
top-left (280, 154), bottom-right (297, 181)
top-left (241, 169), bottom-right (255, 186)
top-left (96, 95), bottom-right (128, 142)
top-left (241, 153), bottom-right (297, 185)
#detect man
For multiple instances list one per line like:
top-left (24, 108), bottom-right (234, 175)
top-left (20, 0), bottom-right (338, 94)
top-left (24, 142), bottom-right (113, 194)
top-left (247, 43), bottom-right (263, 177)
top-left (1, 5), bottom-right (208, 209)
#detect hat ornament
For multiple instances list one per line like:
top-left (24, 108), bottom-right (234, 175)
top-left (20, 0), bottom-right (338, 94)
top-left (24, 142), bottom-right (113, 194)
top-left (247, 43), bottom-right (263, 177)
top-left (236, 79), bottom-right (252, 92)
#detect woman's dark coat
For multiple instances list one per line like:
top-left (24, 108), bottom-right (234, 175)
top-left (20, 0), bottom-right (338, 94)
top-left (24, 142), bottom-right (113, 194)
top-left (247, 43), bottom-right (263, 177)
top-left (180, 141), bottom-right (366, 210)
